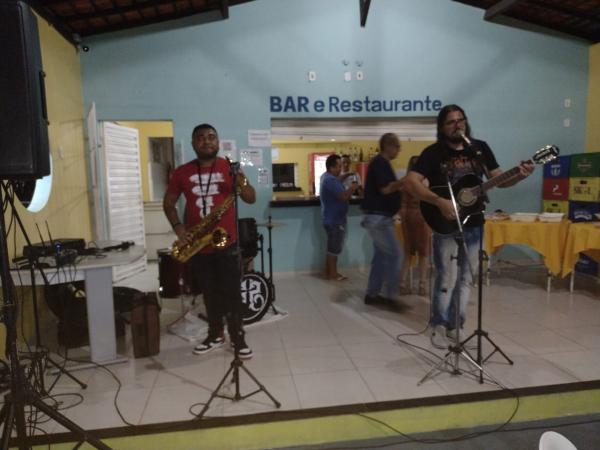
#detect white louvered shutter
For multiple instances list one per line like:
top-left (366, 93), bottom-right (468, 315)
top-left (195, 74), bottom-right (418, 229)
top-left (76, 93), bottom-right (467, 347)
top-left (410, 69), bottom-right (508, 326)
top-left (101, 122), bottom-right (147, 281)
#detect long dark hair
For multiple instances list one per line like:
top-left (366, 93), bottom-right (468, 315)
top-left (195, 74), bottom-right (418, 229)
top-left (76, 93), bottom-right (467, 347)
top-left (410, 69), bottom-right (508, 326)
top-left (436, 104), bottom-right (471, 142)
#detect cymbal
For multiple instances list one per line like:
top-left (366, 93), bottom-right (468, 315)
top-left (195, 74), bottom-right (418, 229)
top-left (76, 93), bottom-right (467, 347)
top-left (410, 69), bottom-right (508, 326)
top-left (256, 221), bottom-right (286, 228)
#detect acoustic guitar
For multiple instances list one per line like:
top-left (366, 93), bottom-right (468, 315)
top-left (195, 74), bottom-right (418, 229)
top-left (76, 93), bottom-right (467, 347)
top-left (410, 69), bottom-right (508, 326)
top-left (420, 145), bottom-right (559, 234)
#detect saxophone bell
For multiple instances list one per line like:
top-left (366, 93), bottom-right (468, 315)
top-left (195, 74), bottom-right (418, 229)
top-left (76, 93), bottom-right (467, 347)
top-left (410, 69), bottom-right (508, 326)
top-left (211, 227), bottom-right (229, 249)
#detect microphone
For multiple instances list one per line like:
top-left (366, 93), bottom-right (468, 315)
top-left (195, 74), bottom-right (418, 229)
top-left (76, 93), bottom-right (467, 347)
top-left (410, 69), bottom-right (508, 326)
top-left (459, 131), bottom-right (472, 147)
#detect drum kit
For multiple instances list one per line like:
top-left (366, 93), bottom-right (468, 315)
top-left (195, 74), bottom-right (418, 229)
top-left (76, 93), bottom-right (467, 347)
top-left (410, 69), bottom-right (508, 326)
top-left (158, 216), bottom-right (284, 325)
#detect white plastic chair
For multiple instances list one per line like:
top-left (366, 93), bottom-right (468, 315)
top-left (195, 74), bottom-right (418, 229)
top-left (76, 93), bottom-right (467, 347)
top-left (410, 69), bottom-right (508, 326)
top-left (539, 431), bottom-right (578, 450)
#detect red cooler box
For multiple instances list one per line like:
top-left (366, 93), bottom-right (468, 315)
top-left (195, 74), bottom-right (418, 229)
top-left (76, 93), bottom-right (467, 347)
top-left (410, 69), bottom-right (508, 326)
top-left (542, 178), bottom-right (569, 201)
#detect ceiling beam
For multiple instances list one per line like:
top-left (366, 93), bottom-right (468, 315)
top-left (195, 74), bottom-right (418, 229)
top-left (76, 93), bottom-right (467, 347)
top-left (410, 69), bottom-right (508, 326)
top-left (527, 0), bottom-right (600, 26)
top-left (359, 0), bottom-right (371, 27)
top-left (484, 0), bottom-right (521, 21)
top-left (220, 0), bottom-right (229, 19)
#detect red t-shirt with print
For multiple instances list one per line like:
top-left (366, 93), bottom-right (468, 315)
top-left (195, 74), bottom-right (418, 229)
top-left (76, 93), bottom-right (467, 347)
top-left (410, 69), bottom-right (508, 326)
top-left (166, 157), bottom-right (237, 253)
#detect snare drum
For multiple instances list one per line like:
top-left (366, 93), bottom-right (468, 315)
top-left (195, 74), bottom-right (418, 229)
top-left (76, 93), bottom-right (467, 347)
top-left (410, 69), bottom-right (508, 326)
top-left (240, 272), bottom-right (271, 324)
top-left (157, 249), bottom-right (200, 298)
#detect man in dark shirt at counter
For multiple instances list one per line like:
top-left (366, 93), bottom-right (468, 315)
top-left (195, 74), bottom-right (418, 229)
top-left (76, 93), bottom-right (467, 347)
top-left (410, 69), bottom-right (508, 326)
top-left (321, 154), bottom-right (359, 280)
top-left (361, 133), bottom-right (405, 304)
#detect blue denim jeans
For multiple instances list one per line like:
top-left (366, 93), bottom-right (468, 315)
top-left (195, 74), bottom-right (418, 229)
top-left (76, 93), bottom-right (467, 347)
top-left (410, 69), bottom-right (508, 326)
top-left (361, 214), bottom-right (402, 299)
top-left (430, 226), bottom-right (482, 329)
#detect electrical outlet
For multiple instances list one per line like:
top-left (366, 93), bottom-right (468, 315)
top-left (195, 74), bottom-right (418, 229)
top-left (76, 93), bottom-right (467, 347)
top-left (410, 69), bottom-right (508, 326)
top-left (564, 98), bottom-right (571, 108)
top-left (563, 118), bottom-right (571, 128)
top-left (356, 71), bottom-right (364, 81)
top-left (308, 71), bottom-right (316, 82)
top-left (344, 71), bottom-right (352, 82)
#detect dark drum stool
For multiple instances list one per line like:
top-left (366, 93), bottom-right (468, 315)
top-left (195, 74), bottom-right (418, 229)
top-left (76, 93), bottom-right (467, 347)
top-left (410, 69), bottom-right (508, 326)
top-left (157, 248), bottom-right (200, 298)
top-left (238, 218), bottom-right (259, 260)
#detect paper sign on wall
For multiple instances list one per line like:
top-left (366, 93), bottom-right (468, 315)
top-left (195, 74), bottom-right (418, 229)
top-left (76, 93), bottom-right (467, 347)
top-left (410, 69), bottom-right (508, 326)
top-left (271, 148), bottom-right (279, 161)
top-left (220, 140), bottom-right (237, 161)
top-left (248, 129), bottom-right (271, 147)
top-left (240, 148), bottom-right (263, 167)
top-left (258, 168), bottom-right (269, 186)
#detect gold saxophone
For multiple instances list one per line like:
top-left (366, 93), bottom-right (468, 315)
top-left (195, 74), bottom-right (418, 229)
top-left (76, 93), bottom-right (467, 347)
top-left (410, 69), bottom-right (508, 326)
top-left (171, 194), bottom-right (234, 263)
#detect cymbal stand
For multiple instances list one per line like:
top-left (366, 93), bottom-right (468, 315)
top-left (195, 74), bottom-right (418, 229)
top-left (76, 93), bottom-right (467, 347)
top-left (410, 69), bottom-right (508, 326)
top-left (0, 183), bottom-right (110, 450)
top-left (418, 171), bottom-right (499, 387)
top-left (3, 182), bottom-right (87, 393)
top-left (265, 215), bottom-right (279, 313)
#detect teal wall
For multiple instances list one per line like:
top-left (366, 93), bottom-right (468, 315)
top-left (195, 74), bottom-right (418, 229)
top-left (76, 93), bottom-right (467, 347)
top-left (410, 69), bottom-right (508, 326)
top-left (80, 0), bottom-right (589, 271)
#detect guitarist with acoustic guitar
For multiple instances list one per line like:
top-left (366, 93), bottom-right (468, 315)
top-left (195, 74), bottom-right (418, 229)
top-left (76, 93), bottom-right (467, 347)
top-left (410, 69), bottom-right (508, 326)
top-left (403, 105), bottom-right (535, 350)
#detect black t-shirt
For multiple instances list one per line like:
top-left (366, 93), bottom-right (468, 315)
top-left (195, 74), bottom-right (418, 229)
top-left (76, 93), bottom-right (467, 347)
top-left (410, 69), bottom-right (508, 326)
top-left (412, 139), bottom-right (499, 227)
top-left (361, 154), bottom-right (401, 216)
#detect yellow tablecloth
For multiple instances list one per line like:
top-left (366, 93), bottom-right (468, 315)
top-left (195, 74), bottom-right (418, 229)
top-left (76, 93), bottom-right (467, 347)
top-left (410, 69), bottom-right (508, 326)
top-left (561, 222), bottom-right (600, 277)
top-left (484, 220), bottom-right (571, 276)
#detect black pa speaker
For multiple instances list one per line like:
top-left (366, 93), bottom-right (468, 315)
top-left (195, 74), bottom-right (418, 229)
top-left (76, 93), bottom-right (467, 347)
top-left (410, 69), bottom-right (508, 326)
top-left (0, 1), bottom-right (50, 179)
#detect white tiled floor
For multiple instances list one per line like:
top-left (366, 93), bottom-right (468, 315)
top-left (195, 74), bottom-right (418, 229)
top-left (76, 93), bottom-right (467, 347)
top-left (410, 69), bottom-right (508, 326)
top-left (33, 264), bottom-right (600, 433)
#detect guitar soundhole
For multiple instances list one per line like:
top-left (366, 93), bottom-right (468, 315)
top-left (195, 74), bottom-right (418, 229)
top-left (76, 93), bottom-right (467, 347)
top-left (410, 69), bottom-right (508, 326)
top-left (457, 189), bottom-right (477, 206)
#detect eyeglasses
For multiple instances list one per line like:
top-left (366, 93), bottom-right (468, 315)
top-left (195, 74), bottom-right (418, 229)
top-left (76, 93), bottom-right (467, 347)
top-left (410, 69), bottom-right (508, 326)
top-left (444, 117), bottom-right (466, 127)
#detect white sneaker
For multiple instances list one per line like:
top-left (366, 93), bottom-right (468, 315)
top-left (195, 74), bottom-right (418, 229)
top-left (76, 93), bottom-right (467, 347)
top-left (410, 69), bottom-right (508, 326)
top-left (430, 325), bottom-right (449, 350)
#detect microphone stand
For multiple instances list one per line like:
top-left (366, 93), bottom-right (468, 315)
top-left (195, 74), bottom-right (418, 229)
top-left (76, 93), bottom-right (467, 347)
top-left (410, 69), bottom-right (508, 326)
top-left (0, 182), bottom-right (110, 450)
top-left (418, 162), bottom-right (500, 387)
top-left (458, 147), bottom-right (514, 382)
top-left (2, 182), bottom-right (87, 392)
top-left (196, 163), bottom-right (280, 418)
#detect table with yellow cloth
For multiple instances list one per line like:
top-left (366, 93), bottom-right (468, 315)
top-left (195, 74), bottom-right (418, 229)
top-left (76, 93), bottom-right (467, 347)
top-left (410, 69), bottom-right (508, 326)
top-left (561, 222), bottom-right (600, 277)
top-left (484, 219), bottom-right (571, 277)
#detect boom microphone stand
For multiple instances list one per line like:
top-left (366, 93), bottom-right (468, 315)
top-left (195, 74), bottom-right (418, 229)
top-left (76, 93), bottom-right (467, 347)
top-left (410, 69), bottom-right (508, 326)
top-left (3, 182), bottom-right (87, 393)
top-left (0, 184), bottom-right (110, 449)
top-left (418, 165), bottom-right (499, 387)
top-left (458, 192), bottom-right (513, 384)
top-left (196, 163), bottom-right (280, 418)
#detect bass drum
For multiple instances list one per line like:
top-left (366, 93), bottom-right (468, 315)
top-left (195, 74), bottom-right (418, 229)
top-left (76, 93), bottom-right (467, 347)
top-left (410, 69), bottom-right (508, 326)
top-left (240, 272), bottom-right (271, 324)
top-left (157, 248), bottom-right (200, 298)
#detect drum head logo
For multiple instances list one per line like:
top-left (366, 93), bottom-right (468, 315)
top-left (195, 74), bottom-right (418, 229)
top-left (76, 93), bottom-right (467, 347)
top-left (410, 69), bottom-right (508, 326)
top-left (241, 273), bottom-right (270, 323)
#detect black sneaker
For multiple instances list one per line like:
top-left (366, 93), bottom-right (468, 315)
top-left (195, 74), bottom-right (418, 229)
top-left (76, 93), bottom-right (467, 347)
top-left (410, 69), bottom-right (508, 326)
top-left (230, 339), bottom-right (253, 359)
top-left (193, 336), bottom-right (225, 355)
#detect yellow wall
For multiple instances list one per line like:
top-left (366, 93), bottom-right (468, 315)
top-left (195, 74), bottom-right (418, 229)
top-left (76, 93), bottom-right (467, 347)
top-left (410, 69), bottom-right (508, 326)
top-left (586, 43), bottom-right (600, 152)
top-left (2, 17), bottom-right (91, 350)
top-left (272, 140), bottom-right (434, 195)
top-left (117, 121), bottom-right (173, 202)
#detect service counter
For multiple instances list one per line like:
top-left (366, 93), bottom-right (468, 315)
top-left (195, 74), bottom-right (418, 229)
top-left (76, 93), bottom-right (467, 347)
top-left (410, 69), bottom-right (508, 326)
top-left (270, 196), bottom-right (363, 208)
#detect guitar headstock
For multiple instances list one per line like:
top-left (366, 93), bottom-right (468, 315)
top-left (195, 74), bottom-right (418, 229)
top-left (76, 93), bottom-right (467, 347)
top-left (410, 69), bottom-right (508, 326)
top-left (533, 145), bottom-right (560, 165)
